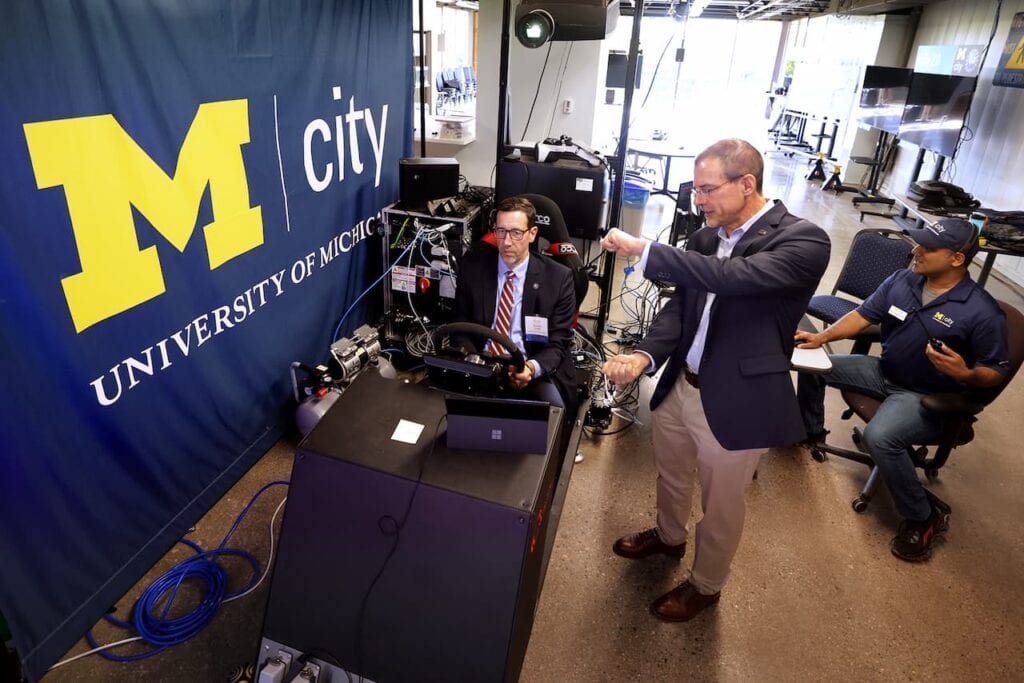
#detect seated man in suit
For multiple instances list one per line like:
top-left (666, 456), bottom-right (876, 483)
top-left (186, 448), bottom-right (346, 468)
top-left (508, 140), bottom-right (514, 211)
top-left (796, 218), bottom-right (1009, 562)
top-left (452, 196), bottom-right (577, 412)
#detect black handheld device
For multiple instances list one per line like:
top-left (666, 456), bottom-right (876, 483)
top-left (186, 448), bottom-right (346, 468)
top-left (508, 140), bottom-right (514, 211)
top-left (912, 310), bottom-right (943, 351)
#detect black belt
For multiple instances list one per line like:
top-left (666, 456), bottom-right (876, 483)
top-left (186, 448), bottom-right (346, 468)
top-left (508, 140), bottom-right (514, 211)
top-left (683, 369), bottom-right (699, 389)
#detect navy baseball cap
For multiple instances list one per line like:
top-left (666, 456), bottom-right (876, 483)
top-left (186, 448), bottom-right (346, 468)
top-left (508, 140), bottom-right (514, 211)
top-left (904, 217), bottom-right (980, 260)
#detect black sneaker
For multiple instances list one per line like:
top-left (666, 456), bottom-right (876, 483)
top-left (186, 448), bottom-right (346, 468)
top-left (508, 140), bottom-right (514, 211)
top-left (891, 507), bottom-right (949, 562)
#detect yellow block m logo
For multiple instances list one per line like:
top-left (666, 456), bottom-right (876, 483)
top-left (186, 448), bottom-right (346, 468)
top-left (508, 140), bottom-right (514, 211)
top-left (24, 99), bottom-right (264, 332)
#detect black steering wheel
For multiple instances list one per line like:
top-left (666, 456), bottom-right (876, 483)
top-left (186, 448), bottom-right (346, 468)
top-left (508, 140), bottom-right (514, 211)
top-left (424, 322), bottom-right (526, 395)
top-left (431, 322), bottom-right (525, 371)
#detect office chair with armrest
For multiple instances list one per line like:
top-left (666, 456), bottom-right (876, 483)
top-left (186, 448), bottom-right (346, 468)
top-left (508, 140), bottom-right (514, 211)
top-left (809, 300), bottom-right (1024, 514)
top-left (807, 228), bottom-right (913, 355)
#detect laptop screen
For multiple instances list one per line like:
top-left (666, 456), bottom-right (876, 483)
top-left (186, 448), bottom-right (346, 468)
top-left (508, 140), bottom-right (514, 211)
top-left (444, 394), bottom-right (550, 422)
top-left (444, 394), bottom-right (551, 454)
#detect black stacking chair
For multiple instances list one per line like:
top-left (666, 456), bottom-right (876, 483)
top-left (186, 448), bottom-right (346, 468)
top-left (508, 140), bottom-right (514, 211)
top-left (807, 228), bottom-right (913, 354)
top-left (809, 300), bottom-right (1024, 514)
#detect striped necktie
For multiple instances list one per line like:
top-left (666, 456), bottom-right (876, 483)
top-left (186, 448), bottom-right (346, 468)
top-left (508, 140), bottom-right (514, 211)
top-left (488, 270), bottom-right (516, 356)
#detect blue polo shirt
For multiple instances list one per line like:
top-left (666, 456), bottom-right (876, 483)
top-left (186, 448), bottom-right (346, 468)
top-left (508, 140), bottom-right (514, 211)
top-left (858, 269), bottom-right (1009, 394)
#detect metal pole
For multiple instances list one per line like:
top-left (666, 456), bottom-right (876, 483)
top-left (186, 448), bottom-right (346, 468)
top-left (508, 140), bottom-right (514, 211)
top-left (418, 0), bottom-right (427, 158)
top-left (595, 0), bottom-right (644, 337)
top-left (495, 0), bottom-right (513, 185)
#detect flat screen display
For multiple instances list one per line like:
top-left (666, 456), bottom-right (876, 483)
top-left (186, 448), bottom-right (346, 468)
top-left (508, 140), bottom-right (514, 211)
top-left (606, 50), bottom-right (643, 88)
top-left (857, 66), bottom-right (911, 134)
top-left (897, 73), bottom-right (976, 158)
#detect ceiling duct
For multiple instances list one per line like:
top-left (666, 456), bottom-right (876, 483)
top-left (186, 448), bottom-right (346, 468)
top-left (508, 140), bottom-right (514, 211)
top-left (833, 0), bottom-right (933, 15)
top-left (620, 1), bottom-right (834, 20)
top-left (737, 0), bottom-right (832, 20)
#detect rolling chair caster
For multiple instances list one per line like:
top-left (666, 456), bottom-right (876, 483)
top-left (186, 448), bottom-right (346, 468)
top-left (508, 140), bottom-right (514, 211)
top-left (574, 450), bottom-right (584, 464)
top-left (810, 447), bottom-right (827, 463)
top-left (851, 496), bottom-right (870, 513)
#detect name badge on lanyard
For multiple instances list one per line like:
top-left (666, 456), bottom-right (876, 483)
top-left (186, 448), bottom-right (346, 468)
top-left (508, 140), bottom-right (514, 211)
top-left (525, 315), bottom-right (549, 343)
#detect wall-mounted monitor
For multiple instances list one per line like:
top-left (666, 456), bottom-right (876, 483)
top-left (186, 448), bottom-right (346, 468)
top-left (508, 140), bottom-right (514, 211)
top-left (606, 49), bottom-right (642, 88)
top-left (897, 72), bottom-right (976, 158)
top-left (857, 65), bottom-right (912, 135)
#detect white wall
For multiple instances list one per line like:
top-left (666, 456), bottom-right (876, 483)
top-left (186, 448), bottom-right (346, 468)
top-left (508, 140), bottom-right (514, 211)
top-left (450, 0), bottom-right (602, 185)
top-left (884, 0), bottom-right (1024, 285)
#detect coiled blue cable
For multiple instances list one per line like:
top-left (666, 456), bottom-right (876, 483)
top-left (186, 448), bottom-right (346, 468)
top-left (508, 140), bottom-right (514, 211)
top-left (86, 480), bottom-right (289, 661)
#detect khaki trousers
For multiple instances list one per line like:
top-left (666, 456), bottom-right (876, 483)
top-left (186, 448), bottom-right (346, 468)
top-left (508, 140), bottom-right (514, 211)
top-left (651, 374), bottom-right (763, 594)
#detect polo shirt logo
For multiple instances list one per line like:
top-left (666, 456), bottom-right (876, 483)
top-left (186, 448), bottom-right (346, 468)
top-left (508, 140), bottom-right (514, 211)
top-left (932, 311), bottom-right (955, 328)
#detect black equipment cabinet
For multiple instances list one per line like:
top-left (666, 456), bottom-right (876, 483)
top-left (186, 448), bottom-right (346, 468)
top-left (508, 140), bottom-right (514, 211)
top-left (380, 203), bottom-right (480, 343)
top-left (258, 372), bottom-right (564, 682)
top-left (496, 157), bottom-right (607, 240)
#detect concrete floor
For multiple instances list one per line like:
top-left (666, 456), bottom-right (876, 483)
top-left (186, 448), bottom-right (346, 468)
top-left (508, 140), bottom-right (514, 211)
top-left (40, 155), bottom-right (1024, 681)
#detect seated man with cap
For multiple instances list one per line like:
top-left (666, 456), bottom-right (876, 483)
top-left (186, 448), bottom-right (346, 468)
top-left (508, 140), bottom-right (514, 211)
top-left (795, 217), bottom-right (1009, 562)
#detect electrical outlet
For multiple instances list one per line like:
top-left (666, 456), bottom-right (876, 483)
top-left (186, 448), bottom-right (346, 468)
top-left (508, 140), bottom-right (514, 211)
top-left (562, 98), bottom-right (574, 114)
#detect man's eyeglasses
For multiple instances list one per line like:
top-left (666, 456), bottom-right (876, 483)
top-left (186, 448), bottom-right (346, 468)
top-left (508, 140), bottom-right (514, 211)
top-left (692, 176), bottom-right (743, 198)
top-left (492, 227), bottom-right (530, 241)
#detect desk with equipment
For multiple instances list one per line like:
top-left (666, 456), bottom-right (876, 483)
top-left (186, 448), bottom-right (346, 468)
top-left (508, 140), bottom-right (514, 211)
top-left (880, 191), bottom-right (1011, 288)
top-left (258, 370), bottom-right (569, 682)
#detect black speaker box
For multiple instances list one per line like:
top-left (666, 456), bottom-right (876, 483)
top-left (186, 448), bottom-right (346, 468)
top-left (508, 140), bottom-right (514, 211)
top-left (399, 157), bottom-right (460, 208)
top-left (259, 372), bottom-right (563, 682)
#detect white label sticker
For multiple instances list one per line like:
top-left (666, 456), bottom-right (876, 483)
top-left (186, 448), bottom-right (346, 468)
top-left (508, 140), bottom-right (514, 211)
top-left (439, 273), bottom-right (456, 299)
top-left (575, 178), bottom-right (594, 192)
top-left (391, 265), bottom-right (416, 293)
top-left (887, 305), bottom-right (908, 321)
top-left (391, 419), bottom-right (424, 444)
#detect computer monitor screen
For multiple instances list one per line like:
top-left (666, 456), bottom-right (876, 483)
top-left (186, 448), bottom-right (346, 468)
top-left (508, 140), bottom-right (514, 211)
top-left (606, 50), bottom-right (642, 88)
top-left (897, 72), bottom-right (976, 158)
top-left (857, 66), bottom-right (911, 135)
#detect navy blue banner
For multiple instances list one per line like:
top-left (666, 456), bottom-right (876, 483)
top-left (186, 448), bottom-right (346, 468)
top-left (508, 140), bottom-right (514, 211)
top-left (0, 2), bottom-right (411, 678)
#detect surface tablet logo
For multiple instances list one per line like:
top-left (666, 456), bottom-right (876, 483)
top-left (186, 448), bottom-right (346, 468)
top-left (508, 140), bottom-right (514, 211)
top-left (24, 99), bottom-right (264, 332)
top-left (491, 429), bottom-right (504, 441)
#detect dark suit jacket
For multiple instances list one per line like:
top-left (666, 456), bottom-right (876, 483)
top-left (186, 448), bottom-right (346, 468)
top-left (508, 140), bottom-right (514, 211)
top-left (453, 245), bottom-right (577, 407)
top-left (638, 200), bottom-right (831, 449)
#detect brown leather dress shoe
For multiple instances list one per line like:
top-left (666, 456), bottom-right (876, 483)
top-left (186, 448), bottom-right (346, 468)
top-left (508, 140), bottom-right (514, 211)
top-left (650, 581), bottom-right (721, 622)
top-left (612, 528), bottom-right (686, 560)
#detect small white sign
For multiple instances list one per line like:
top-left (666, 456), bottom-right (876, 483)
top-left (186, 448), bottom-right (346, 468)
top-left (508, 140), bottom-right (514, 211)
top-left (575, 178), bottom-right (594, 192)
top-left (391, 265), bottom-right (416, 293)
top-left (391, 419), bottom-right (425, 444)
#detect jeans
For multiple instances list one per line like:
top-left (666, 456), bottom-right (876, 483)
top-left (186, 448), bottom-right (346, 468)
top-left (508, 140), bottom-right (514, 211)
top-left (797, 355), bottom-right (943, 522)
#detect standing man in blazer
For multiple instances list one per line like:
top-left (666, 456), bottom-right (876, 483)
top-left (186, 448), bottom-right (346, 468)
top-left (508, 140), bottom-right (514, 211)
top-left (601, 139), bottom-right (831, 622)
top-left (453, 196), bottom-right (577, 412)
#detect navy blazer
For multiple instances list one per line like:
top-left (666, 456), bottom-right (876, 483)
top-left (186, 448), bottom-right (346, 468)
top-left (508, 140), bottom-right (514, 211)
top-left (453, 245), bottom-right (577, 405)
top-left (638, 201), bottom-right (831, 450)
